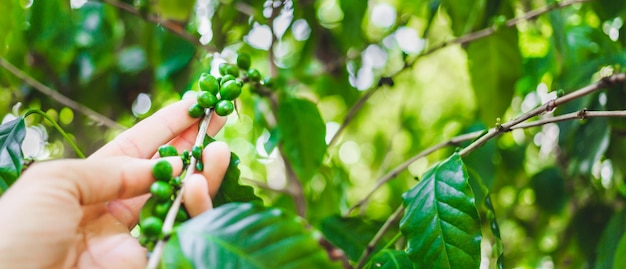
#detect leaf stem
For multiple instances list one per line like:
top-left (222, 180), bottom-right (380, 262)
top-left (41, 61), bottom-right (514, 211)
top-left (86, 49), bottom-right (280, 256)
top-left (350, 74), bottom-right (626, 213)
top-left (459, 73), bottom-right (626, 157)
top-left (146, 109), bottom-right (213, 269)
top-left (0, 57), bottom-right (124, 130)
top-left (355, 205), bottom-right (404, 269)
top-left (23, 109), bottom-right (86, 158)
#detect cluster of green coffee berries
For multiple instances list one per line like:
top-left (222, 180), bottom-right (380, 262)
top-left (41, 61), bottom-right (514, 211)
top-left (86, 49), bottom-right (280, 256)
top-left (187, 53), bottom-right (262, 118)
top-left (138, 53), bottom-right (263, 250)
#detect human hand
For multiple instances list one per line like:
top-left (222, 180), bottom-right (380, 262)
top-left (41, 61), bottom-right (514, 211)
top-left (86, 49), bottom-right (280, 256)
top-left (0, 98), bottom-right (230, 268)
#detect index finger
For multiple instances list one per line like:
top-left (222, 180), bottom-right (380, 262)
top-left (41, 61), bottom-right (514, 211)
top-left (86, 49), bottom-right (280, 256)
top-left (91, 98), bottom-right (225, 159)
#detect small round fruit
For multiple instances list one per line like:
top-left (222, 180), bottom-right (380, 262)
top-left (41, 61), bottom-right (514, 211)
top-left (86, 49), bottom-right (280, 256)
top-left (247, 68), bottom-right (261, 82)
top-left (220, 80), bottom-right (242, 100)
top-left (198, 73), bottom-right (219, 95)
top-left (197, 91), bottom-right (218, 108)
top-left (170, 176), bottom-right (182, 188)
top-left (219, 63), bottom-right (239, 77)
top-left (150, 181), bottom-right (173, 201)
top-left (220, 74), bottom-right (236, 86)
top-left (140, 216), bottom-right (163, 238)
top-left (176, 207), bottom-right (190, 222)
top-left (236, 53), bottom-right (251, 70)
top-left (152, 160), bottom-right (173, 181)
top-left (154, 200), bottom-right (172, 219)
top-left (262, 77), bottom-right (274, 88)
top-left (215, 100), bottom-right (234, 116)
top-left (188, 103), bottom-right (205, 118)
top-left (158, 145), bottom-right (178, 157)
top-left (192, 145), bottom-right (203, 160)
top-left (195, 161), bottom-right (204, 171)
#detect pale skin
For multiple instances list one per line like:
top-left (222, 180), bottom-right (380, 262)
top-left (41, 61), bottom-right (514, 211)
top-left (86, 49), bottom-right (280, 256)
top-left (0, 98), bottom-right (230, 268)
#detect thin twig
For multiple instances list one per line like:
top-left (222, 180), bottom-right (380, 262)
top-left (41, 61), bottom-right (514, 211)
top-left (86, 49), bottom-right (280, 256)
top-left (350, 73), bottom-right (626, 213)
top-left (147, 109), bottom-right (213, 269)
top-left (97, 0), bottom-right (218, 52)
top-left (459, 73), bottom-right (626, 157)
top-left (0, 57), bottom-right (125, 130)
top-left (347, 131), bottom-right (483, 214)
top-left (420, 0), bottom-right (592, 57)
top-left (510, 110), bottom-right (626, 129)
top-left (327, 0), bottom-right (591, 147)
top-left (355, 205), bottom-right (404, 269)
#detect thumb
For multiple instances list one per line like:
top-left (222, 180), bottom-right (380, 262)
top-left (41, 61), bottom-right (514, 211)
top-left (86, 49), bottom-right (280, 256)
top-left (18, 156), bottom-right (182, 205)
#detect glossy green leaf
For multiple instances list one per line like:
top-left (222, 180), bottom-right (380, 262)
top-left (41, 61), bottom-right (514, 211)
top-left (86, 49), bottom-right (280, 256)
top-left (0, 118), bottom-right (26, 194)
top-left (467, 26), bottom-right (522, 124)
top-left (277, 97), bottom-right (327, 182)
top-left (400, 153), bottom-right (481, 268)
top-left (162, 202), bottom-right (343, 269)
top-left (318, 216), bottom-right (383, 261)
top-left (595, 209), bottom-right (626, 269)
top-left (212, 153), bottom-right (262, 207)
top-left (366, 249), bottom-right (416, 269)
top-left (568, 118), bottom-right (610, 176)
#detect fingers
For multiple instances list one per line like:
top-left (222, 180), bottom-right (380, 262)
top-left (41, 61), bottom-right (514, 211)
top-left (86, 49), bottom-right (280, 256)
top-left (110, 141), bottom-right (230, 227)
top-left (200, 141), bottom-right (231, 197)
top-left (21, 157), bottom-right (182, 206)
top-left (163, 113), bottom-right (227, 156)
top-left (182, 142), bottom-right (230, 217)
top-left (91, 99), bottom-right (227, 159)
top-left (183, 174), bottom-right (213, 217)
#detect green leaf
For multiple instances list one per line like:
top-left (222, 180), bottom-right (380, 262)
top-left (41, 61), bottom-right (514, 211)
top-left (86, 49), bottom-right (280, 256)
top-left (162, 202), bottom-right (343, 269)
top-left (595, 209), bottom-right (626, 269)
top-left (530, 168), bottom-right (566, 214)
top-left (400, 153), bottom-right (482, 268)
top-left (0, 118), bottom-right (26, 194)
top-left (466, 26), bottom-right (522, 124)
top-left (567, 118), bottom-right (610, 176)
top-left (615, 233), bottom-right (626, 269)
top-left (212, 153), bottom-right (262, 207)
top-left (318, 216), bottom-right (383, 261)
top-left (366, 249), bottom-right (416, 269)
top-left (277, 97), bottom-right (327, 182)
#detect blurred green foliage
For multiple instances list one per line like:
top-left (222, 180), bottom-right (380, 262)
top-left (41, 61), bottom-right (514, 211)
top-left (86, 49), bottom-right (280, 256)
top-left (2, 0), bottom-right (626, 267)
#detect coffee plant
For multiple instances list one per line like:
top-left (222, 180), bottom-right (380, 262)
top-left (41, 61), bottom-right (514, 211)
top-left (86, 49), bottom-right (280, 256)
top-left (2, 0), bottom-right (626, 268)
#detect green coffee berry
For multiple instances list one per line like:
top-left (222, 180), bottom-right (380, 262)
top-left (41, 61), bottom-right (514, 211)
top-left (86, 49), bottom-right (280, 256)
top-left (150, 181), bottom-right (173, 201)
top-left (196, 161), bottom-right (204, 171)
top-left (176, 206), bottom-right (190, 222)
top-left (198, 73), bottom-right (219, 95)
top-left (158, 145), bottom-right (178, 157)
top-left (192, 145), bottom-right (203, 160)
top-left (152, 160), bottom-right (173, 181)
top-left (236, 53), bottom-right (251, 70)
top-left (170, 176), bottom-right (182, 188)
top-left (140, 216), bottom-right (164, 238)
top-left (215, 99), bottom-right (234, 116)
top-left (219, 63), bottom-right (239, 77)
top-left (220, 74), bottom-right (236, 87)
top-left (220, 80), bottom-right (242, 100)
top-left (197, 91), bottom-right (219, 108)
top-left (188, 103), bottom-right (205, 118)
top-left (154, 200), bottom-right (172, 219)
top-left (247, 68), bottom-right (261, 82)
top-left (262, 77), bottom-right (274, 88)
